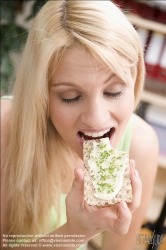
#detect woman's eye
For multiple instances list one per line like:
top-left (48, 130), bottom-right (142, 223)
top-left (62, 95), bottom-right (82, 104)
top-left (104, 91), bottom-right (123, 98)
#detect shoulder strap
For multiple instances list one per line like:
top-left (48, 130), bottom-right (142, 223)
top-left (117, 117), bottom-right (132, 152)
top-left (1, 95), bottom-right (13, 100)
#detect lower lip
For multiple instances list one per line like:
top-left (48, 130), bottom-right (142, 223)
top-left (77, 128), bottom-right (115, 147)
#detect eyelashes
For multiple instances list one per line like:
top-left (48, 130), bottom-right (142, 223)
top-left (62, 91), bottom-right (123, 104)
top-left (104, 91), bottom-right (123, 98)
top-left (62, 95), bottom-right (82, 104)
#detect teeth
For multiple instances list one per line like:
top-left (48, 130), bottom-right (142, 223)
top-left (83, 129), bottom-right (110, 138)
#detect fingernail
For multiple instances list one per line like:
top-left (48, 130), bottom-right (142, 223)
top-left (134, 170), bottom-right (139, 177)
top-left (121, 202), bottom-right (127, 210)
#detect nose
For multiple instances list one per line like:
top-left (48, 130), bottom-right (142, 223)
top-left (81, 99), bottom-right (110, 128)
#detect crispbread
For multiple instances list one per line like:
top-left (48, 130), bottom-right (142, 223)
top-left (83, 138), bottom-right (133, 206)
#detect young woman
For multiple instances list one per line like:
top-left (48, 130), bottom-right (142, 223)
top-left (1, 1), bottom-right (158, 249)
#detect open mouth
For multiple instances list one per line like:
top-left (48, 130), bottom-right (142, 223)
top-left (78, 128), bottom-right (115, 141)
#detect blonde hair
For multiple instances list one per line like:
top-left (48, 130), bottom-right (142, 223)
top-left (3, 0), bottom-right (145, 235)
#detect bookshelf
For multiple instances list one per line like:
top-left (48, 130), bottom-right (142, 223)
top-left (126, 14), bottom-right (166, 169)
top-left (141, 90), bottom-right (166, 109)
top-left (126, 13), bottom-right (166, 35)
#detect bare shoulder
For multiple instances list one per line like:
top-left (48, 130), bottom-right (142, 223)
top-left (130, 113), bottom-right (159, 210)
top-left (130, 113), bottom-right (159, 166)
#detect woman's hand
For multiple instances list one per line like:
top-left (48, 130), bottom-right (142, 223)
top-left (65, 160), bottom-right (142, 240)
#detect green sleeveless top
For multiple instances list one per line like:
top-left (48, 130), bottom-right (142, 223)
top-left (2, 96), bottom-right (132, 250)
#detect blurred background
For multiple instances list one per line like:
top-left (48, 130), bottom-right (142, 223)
top-left (1, 0), bottom-right (166, 249)
top-left (1, 0), bottom-right (47, 95)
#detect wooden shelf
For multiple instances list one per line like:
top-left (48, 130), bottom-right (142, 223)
top-left (126, 13), bottom-right (166, 34)
top-left (158, 154), bottom-right (166, 169)
top-left (141, 90), bottom-right (166, 109)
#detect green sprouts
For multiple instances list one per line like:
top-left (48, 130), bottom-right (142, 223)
top-left (88, 140), bottom-right (126, 195)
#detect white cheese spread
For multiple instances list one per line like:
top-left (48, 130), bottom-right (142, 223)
top-left (87, 138), bottom-right (128, 201)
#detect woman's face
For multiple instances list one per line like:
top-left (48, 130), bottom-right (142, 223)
top-left (49, 47), bottom-right (135, 158)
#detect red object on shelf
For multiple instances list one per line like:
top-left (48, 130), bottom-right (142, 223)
top-left (111, 0), bottom-right (131, 9)
top-left (145, 63), bottom-right (158, 79)
top-left (129, 1), bottom-right (143, 15)
top-left (113, 0), bottom-right (124, 9)
top-left (145, 32), bottom-right (165, 79)
top-left (123, 0), bottom-right (131, 8)
top-left (139, 4), bottom-right (156, 20)
top-left (157, 38), bottom-right (166, 83)
top-left (156, 9), bottom-right (166, 24)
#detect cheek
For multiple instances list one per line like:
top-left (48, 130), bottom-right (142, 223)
top-left (117, 92), bottom-right (134, 118)
top-left (49, 100), bottom-right (78, 131)
top-left (124, 95), bottom-right (134, 116)
top-left (50, 107), bottom-right (70, 129)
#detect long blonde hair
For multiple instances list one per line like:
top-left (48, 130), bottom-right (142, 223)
top-left (3, 0), bottom-right (145, 235)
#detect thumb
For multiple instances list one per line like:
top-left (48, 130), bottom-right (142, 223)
top-left (73, 167), bottom-right (84, 190)
top-left (67, 167), bottom-right (84, 205)
top-left (114, 202), bottom-right (132, 235)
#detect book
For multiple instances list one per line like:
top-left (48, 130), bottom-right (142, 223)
top-left (157, 38), bottom-right (166, 83)
top-left (145, 32), bottom-right (165, 79)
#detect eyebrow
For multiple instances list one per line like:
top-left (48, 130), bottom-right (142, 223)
top-left (52, 73), bottom-right (116, 88)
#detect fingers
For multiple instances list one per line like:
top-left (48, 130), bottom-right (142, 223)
top-left (66, 167), bottom-right (84, 209)
top-left (128, 160), bottom-right (142, 213)
top-left (96, 202), bottom-right (132, 235)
